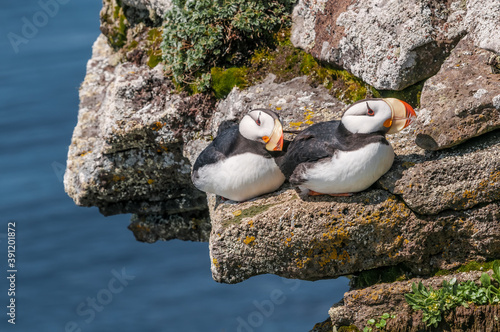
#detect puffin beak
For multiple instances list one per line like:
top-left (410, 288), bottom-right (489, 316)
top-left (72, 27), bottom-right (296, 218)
top-left (382, 98), bottom-right (417, 134)
top-left (265, 119), bottom-right (284, 151)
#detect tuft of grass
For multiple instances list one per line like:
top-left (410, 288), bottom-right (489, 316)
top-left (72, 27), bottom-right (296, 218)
top-left (405, 261), bottom-right (500, 328)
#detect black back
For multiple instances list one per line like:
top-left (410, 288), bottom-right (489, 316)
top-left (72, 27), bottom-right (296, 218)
top-left (192, 125), bottom-right (273, 172)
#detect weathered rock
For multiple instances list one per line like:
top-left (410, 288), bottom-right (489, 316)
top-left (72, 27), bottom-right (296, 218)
top-left (329, 271), bottom-right (500, 331)
top-left (121, 0), bottom-right (172, 18)
top-left (291, 0), bottom-right (466, 90)
top-left (381, 130), bottom-right (500, 215)
top-left (128, 211), bottom-right (210, 243)
top-left (415, 37), bottom-right (500, 151)
top-left (465, 0), bottom-right (500, 54)
top-left (64, 35), bottom-right (210, 237)
top-left (209, 186), bottom-right (500, 283)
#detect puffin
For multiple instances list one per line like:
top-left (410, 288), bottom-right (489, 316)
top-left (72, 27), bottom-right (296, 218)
top-left (192, 109), bottom-right (286, 202)
top-left (279, 98), bottom-right (416, 196)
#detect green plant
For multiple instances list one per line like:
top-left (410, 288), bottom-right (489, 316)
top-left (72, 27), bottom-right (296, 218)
top-left (146, 28), bottom-right (163, 68)
top-left (405, 261), bottom-right (500, 327)
top-left (161, 0), bottom-right (296, 93)
top-left (363, 313), bottom-right (396, 332)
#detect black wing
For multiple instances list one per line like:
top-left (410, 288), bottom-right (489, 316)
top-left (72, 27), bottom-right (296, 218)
top-left (279, 121), bottom-right (342, 180)
top-left (192, 125), bottom-right (239, 172)
top-left (192, 124), bottom-right (272, 172)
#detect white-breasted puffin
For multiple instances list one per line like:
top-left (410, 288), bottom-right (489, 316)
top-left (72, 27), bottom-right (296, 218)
top-left (279, 98), bottom-right (416, 196)
top-left (192, 109), bottom-right (285, 202)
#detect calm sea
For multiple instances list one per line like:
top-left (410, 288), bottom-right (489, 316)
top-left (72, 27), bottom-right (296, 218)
top-left (0, 1), bottom-right (349, 331)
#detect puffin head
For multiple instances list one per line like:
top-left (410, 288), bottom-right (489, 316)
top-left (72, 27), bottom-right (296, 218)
top-left (239, 109), bottom-right (284, 151)
top-left (341, 98), bottom-right (416, 134)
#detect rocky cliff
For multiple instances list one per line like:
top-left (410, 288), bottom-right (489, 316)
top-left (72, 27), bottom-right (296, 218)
top-left (64, 0), bottom-right (500, 330)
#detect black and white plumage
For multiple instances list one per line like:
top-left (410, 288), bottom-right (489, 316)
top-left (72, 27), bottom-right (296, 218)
top-left (192, 109), bottom-right (285, 202)
top-left (279, 98), bottom-right (416, 196)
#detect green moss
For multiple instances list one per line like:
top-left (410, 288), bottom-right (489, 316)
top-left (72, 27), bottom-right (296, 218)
top-left (434, 269), bottom-right (452, 277)
top-left (456, 260), bottom-right (500, 273)
top-left (433, 260), bottom-right (500, 277)
top-left (352, 264), bottom-right (411, 288)
top-left (211, 67), bottom-right (249, 99)
top-left (245, 39), bottom-right (373, 104)
top-left (223, 204), bottom-right (275, 227)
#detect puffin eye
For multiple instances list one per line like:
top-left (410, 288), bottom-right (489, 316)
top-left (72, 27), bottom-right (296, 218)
top-left (256, 112), bottom-right (261, 126)
top-left (366, 103), bottom-right (375, 116)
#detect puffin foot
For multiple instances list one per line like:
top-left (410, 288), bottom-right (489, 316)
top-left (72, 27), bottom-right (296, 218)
top-left (308, 190), bottom-right (353, 197)
top-left (328, 193), bottom-right (353, 197)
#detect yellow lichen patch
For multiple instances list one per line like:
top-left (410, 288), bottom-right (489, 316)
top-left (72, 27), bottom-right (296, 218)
top-left (302, 224), bottom-right (352, 268)
top-left (296, 257), bottom-right (312, 269)
top-left (156, 145), bottom-right (169, 153)
top-left (462, 189), bottom-right (478, 201)
top-left (284, 230), bottom-right (295, 247)
top-left (79, 150), bottom-right (92, 157)
top-left (247, 220), bottom-right (254, 227)
top-left (490, 171), bottom-right (500, 184)
top-left (147, 179), bottom-right (155, 184)
top-left (112, 175), bottom-right (126, 182)
top-left (289, 109), bottom-right (315, 129)
top-left (212, 258), bottom-right (220, 268)
top-left (243, 236), bottom-right (255, 245)
top-left (233, 210), bottom-right (242, 217)
top-left (151, 121), bottom-right (165, 131)
top-left (289, 121), bottom-right (303, 129)
top-left (304, 109), bottom-right (314, 125)
top-left (318, 248), bottom-right (338, 267)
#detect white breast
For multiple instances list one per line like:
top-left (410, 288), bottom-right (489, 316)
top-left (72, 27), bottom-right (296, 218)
top-left (193, 153), bottom-right (285, 201)
top-left (300, 142), bottom-right (394, 194)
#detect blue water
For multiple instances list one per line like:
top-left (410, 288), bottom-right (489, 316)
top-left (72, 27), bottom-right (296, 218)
top-left (0, 1), bottom-right (349, 331)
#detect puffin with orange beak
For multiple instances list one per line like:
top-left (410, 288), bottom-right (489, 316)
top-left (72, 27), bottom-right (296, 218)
top-left (192, 109), bottom-right (285, 202)
top-left (279, 98), bottom-right (416, 196)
